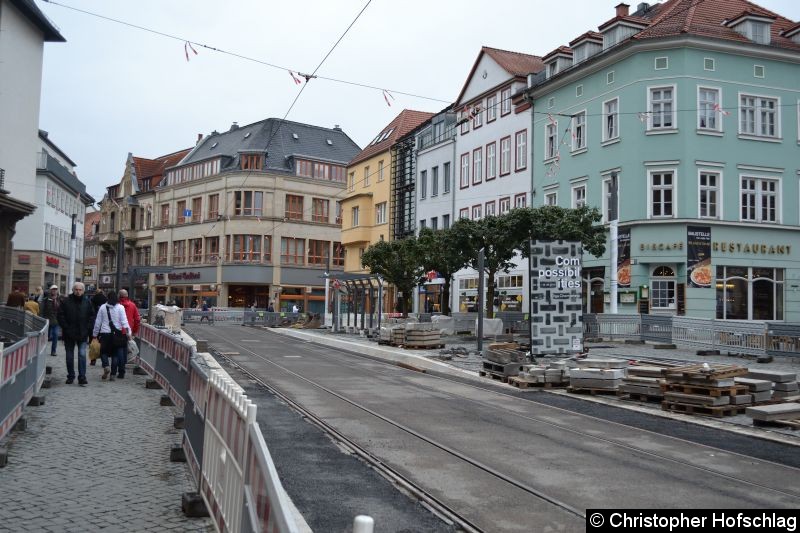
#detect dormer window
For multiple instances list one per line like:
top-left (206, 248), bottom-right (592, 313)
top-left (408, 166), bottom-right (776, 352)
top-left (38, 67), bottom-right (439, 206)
top-left (724, 12), bottom-right (775, 45)
top-left (543, 47), bottom-right (573, 79)
top-left (569, 32), bottom-right (603, 65)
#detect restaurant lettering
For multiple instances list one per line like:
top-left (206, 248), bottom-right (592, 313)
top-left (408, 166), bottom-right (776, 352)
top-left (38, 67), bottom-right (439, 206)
top-left (641, 242), bottom-right (683, 251)
top-left (712, 242), bottom-right (791, 255)
top-left (155, 272), bottom-right (201, 281)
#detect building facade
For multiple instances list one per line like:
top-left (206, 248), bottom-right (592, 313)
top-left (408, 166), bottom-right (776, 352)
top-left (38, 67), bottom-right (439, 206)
top-left (0, 0), bottom-right (64, 297)
top-left (341, 110), bottom-right (432, 311)
top-left (102, 119), bottom-right (361, 312)
top-left (527, 0), bottom-right (800, 321)
top-left (451, 47), bottom-right (544, 314)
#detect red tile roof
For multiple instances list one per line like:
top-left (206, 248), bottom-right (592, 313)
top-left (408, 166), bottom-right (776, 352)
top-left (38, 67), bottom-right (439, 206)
top-left (348, 110), bottom-right (433, 167)
top-left (543, 46), bottom-right (574, 61)
top-left (455, 46), bottom-right (545, 105)
top-left (632, 0), bottom-right (800, 50)
top-left (132, 149), bottom-right (192, 190)
top-left (569, 31), bottom-right (603, 47)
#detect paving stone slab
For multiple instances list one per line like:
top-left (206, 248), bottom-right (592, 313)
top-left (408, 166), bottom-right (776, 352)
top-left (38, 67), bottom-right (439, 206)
top-left (734, 377), bottom-right (773, 392)
top-left (773, 382), bottom-right (799, 392)
top-left (745, 370), bottom-right (798, 383)
top-left (746, 402), bottom-right (800, 421)
top-left (577, 358), bottom-right (629, 369)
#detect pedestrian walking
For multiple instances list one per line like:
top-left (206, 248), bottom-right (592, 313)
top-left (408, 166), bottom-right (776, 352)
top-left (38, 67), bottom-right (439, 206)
top-left (118, 289), bottom-right (141, 377)
top-left (91, 288), bottom-right (107, 314)
top-left (24, 295), bottom-right (40, 315)
top-left (292, 303), bottom-right (299, 313)
top-left (200, 299), bottom-right (210, 323)
top-left (40, 285), bottom-right (63, 356)
top-left (92, 290), bottom-right (131, 382)
top-left (6, 290), bottom-right (25, 309)
top-left (56, 282), bottom-right (95, 386)
top-left (34, 285), bottom-right (44, 305)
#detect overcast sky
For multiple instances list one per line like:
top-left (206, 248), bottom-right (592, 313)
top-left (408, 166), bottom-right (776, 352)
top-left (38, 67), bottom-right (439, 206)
top-left (37, 0), bottom-right (800, 203)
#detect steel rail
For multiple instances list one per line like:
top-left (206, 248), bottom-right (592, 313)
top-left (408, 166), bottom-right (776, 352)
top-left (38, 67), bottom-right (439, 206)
top-left (194, 326), bottom-right (800, 515)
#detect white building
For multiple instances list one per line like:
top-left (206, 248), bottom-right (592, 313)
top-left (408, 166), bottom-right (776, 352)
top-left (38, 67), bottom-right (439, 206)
top-left (0, 0), bottom-right (66, 296)
top-left (451, 47), bottom-right (544, 314)
top-left (413, 108), bottom-right (457, 312)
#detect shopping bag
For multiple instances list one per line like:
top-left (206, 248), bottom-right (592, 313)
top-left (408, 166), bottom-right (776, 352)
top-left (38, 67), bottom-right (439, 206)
top-left (89, 338), bottom-right (101, 361)
top-left (127, 338), bottom-right (139, 357)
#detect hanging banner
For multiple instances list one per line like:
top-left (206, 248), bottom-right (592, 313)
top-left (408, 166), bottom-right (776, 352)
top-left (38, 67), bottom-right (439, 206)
top-left (687, 226), bottom-right (712, 288)
top-left (617, 227), bottom-right (631, 288)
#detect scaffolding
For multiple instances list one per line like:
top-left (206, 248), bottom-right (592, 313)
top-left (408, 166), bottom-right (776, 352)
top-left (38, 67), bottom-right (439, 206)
top-left (390, 137), bottom-right (415, 241)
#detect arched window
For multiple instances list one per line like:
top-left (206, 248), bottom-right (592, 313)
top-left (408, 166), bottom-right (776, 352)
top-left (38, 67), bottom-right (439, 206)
top-left (651, 265), bottom-right (676, 310)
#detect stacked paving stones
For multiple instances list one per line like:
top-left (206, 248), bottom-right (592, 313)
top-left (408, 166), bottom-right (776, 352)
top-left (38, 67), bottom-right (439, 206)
top-left (744, 370), bottom-right (800, 402)
top-left (733, 377), bottom-right (774, 404)
top-left (661, 364), bottom-right (751, 417)
top-left (403, 323), bottom-right (443, 349)
top-left (480, 343), bottom-right (526, 383)
top-left (618, 365), bottom-right (666, 401)
top-left (510, 360), bottom-right (570, 389)
top-left (567, 358), bottom-right (628, 394)
top-left (746, 402), bottom-right (800, 429)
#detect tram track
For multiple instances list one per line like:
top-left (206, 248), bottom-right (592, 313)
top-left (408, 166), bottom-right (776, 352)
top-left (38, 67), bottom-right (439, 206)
top-left (190, 325), bottom-right (800, 529)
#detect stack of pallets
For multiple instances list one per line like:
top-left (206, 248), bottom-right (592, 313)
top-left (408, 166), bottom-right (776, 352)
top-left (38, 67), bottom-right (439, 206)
top-left (618, 366), bottom-right (666, 402)
top-left (661, 364), bottom-right (751, 417)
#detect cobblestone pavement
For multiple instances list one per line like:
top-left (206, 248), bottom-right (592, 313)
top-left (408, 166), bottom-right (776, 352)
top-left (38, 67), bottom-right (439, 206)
top-left (0, 346), bottom-right (213, 533)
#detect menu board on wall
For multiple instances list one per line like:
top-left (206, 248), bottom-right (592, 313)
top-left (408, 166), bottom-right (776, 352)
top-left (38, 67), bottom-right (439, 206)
top-left (687, 226), bottom-right (712, 288)
top-left (617, 227), bottom-right (631, 288)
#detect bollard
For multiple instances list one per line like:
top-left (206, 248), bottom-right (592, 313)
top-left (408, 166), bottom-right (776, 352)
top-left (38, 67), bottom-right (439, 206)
top-left (45, 366), bottom-right (53, 375)
top-left (169, 444), bottom-right (186, 462)
top-left (133, 366), bottom-right (148, 376)
top-left (181, 492), bottom-right (209, 517)
top-left (41, 377), bottom-right (52, 389)
top-left (0, 446), bottom-right (8, 468)
top-left (28, 396), bottom-right (45, 407)
top-left (353, 515), bottom-right (374, 533)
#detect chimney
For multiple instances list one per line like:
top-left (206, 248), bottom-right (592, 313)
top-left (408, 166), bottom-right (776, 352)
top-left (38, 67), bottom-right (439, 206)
top-left (196, 133), bottom-right (203, 144)
top-left (637, 2), bottom-right (649, 13)
top-left (616, 2), bottom-right (630, 17)
top-left (230, 121), bottom-right (239, 131)
top-left (333, 124), bottom-right (342, 131)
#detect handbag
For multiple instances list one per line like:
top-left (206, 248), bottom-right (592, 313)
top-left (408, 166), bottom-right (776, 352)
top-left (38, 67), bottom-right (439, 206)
top-left (106, 306), bottom-right (128, 348)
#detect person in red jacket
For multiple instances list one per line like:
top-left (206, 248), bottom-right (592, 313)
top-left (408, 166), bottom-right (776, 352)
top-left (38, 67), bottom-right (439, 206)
top-left (117, 289), bottom-right (141, 379)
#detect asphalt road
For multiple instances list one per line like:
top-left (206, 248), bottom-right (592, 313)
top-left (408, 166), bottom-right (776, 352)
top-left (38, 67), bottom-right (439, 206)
top-left (188, 324), bottom-right (800, 532)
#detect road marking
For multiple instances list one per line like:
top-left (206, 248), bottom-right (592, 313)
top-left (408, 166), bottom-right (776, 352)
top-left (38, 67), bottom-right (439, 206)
top-left (284, 355), bottom-right (302, 358)
top-left (219, 352), bottom-right (239, 356)
top-left (239, 340), bottom-right (260, 342)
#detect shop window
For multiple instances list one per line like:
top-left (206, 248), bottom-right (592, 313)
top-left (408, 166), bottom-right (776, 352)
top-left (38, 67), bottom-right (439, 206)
top-left (651, 265), bottom-right (676, 310)
top-left (716, 266), bottom-right (783, 320)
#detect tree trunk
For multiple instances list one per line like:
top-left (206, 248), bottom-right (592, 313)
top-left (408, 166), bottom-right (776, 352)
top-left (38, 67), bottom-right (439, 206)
top-left (442, 279), bottom-right (451, 315)
top-left (486, 268), bottom-right (497, 319)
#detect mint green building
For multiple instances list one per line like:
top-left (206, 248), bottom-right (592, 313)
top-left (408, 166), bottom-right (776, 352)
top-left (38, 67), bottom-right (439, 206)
top-left (526, 0), bottom-right (800, 321)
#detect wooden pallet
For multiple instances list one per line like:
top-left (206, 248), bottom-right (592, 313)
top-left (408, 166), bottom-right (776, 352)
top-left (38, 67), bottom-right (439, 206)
top-left (479, 370), bottom-right (509, 383)
top-left (568, 386), bottom-right (618, 396)
top-left (618, 391), bottom-right (663, 403)
top-left (661, 383), bottom-right (750, 397)
top-left (752, 418), bottom-right (800, 430)
top-left (661, 400), bottom-right (746, 417)
top-left (508, 377), bottom-right (567, 389)
top-left (662, 364), bottom-right (748, 381)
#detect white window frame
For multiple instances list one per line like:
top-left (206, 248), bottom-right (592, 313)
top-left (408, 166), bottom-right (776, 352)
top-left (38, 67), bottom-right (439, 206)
top-left (739, 174), bottom-right (781, 224)
top-left (648, 169), bottom-right (677, 219)
top-left (576, 85), bottom-right (583, 97)
top-left (738, 92), bottom-right (780, 139)
top-left (515, 130), bottom-right (527, 171)
top-left (375, 202), bottom-right (387, 225)
top-left (351, 206), bottom-right (359, 227)
top-left (472, 204), bottom-right (482, 220)
top-left (602, 98), bottom-right (619, 142)
top-left (431, 166), bottom-right (439, 196)
top-left (544, 191), bottom-right (558, 206)
top-left (473, 102), bottom-right (483, 128)
top-left (514, 193), bottom-right (527, 209)
top-left (545, 122), bottom-right (558, 160)
top-left (459, 207), bottom-right (469, 219)
top-left (501, 87), bottom-right (512, 115)
top-left (697, 86), bottom-right (722, 133)
top-left (571, 111), bottom-right (587, 152)
top-left (698, 170), bottom-right (722, 220)
top-left (571, 183), bottom-right (587, 208)
top-left (499, 197), bottom-right (511, 214)
top-left (460, 153), bottom-right (470, 188)
top-left (754, 64), bottom-right (765, 78)
top-left (485, 201), bottom-right (496, 217)
top-left (607, 71), bottom-right (615, 84)
top-left (500, 137), bottom-right (511, 175)
top-left (487, 94), bottom-right (497, 122)
top-left (648, 84), bottom-right (676, 131)
top-left (486, 142), bottom-right (497, 180)
top-left (651, 266), bottom-right (677, 310)
top-left (704, 57), bottom-right (715, 71)
top-left (420, 170), bottom-right (427, 199)
top-left (601, 171), bottom-right (620, 224)
top-left (654, 56), bottom-right (669, 70)
top-left (472, 148), bottom-right (483, 184)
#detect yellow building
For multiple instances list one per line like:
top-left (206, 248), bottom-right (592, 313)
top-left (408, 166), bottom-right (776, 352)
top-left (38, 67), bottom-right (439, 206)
top-left (341, 110), bottom-right (432, 310)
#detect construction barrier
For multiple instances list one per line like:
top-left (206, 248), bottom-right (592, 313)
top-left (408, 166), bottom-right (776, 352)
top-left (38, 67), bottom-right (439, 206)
top-left (137, 323), bottom-right (298, 532)
top-left (242, 311), bottom-right (305, 328)
top-left (0, 307), bottom-right (49, 442)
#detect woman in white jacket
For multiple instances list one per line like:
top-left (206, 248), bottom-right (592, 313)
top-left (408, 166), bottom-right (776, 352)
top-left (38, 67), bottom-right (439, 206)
top-left (92, 290), bottom-right (131, 381)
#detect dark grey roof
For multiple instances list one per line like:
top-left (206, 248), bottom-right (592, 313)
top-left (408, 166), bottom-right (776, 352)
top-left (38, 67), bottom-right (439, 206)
top-left (11, 0), bottom-right (65, 42)
top-left (178, 119), bottom-right (361, 173)
top-left (37, 153), bottom-right (95, 205)
top-left (39, 130), bottom-right (77, 166)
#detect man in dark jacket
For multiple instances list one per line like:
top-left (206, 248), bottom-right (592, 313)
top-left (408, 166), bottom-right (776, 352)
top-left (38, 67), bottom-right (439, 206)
top-left (40, 285), bottom-right (63, 356)
top-left (91, 289), bottom-right (107, 314)
top-left (56, 282), bottom-right (95, 386)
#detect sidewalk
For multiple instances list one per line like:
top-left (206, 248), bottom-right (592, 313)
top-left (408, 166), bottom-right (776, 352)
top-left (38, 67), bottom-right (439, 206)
top-left (0, 346), bottom-right (213, 533)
